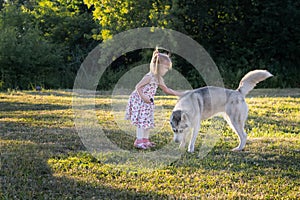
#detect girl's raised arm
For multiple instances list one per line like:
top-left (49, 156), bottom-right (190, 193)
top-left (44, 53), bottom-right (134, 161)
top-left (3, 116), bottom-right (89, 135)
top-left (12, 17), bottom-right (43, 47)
top-left (159, 81), bottom-right (185, 97)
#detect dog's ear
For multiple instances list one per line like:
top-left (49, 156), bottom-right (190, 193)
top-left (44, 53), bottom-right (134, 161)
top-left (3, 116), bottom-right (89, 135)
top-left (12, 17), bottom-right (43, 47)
top-left (171, 110), bottom-right (182, 123)
top-left (181, 112), bottom-right (189, 122)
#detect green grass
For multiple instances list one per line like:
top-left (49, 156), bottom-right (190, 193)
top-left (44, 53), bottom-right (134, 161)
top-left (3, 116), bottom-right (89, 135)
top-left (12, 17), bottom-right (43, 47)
top-left (1, 89), bottom-right (300, 199)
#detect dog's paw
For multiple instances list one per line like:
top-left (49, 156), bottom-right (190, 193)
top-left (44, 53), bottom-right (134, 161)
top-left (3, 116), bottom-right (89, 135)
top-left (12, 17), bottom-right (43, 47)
top-left (179, 142), bottom-right (186, 149)
top-left (232, 147), bottom-right (243, 152)
top-left (187, 148), bottom-right (194, 153)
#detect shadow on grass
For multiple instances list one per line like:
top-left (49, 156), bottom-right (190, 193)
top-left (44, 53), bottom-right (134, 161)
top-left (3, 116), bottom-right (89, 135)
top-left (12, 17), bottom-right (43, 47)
top-left (247, 115), bottom-right (299, 134)
top-left (1, 141), bottom-right (168, 199)
top-left (0, 121), bottom-right (81, 150)
top-left (1, 122), bottom-right (299, 199)
top-left (0, 115), bottom-right (172, 199)
top-left (170, 138), bottom-right (300, 180)
top-left (26, 90), bottom-right (73, 97)
top-left (0, 101), bottom-right (70, 112)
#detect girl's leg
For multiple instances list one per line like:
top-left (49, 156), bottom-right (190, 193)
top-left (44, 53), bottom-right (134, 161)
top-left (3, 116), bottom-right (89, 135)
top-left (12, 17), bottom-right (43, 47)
top-left (143, 128), bottom-right (150, 139)
top-left (136, 127), bottom-right (143, 140)
top-left (134, 127), bottom-right (147, 149)
top-left (143, 128), bottom-right (155, 147)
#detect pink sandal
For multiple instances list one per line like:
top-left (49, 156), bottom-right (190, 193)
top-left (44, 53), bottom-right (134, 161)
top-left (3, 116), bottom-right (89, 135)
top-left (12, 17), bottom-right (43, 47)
top-left (134, 139), bottom-right (148, 149)
top-left (143, 138), bottom-right (156, 148)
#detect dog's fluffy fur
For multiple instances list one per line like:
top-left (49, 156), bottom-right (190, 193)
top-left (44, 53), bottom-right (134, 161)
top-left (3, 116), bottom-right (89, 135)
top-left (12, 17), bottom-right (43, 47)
top-left (170, 70), bottom-right (273, 152)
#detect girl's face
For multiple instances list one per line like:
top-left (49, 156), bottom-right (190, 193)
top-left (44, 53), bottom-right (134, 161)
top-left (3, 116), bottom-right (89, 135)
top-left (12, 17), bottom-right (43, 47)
top-left (159, 59), bottom-right (172, 77)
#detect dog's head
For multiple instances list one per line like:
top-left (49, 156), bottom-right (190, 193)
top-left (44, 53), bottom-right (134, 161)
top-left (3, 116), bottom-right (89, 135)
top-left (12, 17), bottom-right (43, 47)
top-left (170, 110), bottom-right (190, 145)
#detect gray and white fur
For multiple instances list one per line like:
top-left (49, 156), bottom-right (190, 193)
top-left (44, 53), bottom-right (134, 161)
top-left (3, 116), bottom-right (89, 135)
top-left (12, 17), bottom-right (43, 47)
top-left (170, 69), bottom-right (273, 152)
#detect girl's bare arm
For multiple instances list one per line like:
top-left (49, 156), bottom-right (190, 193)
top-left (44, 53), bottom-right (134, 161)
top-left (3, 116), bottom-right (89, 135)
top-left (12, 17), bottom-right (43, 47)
top-left (159, 82), bottom-right (185, 96)
top-left (135, 75), bottom-right (152, 103)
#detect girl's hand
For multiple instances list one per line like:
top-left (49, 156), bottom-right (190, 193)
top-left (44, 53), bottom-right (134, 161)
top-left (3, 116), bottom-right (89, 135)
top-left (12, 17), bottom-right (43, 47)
top-left (152, 49), bottom-right (159, 57)
top-left (135, 75), bottom-right (155, 104)
top-left (142, 96), bottom-right (153, 104)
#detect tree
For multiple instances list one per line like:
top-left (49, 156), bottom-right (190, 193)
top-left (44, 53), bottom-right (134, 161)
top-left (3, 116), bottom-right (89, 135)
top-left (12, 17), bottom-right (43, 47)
top-left (84, 0), bottom-right (300, 88)
top-left (29, 0), bottom-right (99, 87)
top-left (1, 0), bottom-right (299, 89)
top-left (0, 0), bottom-right (99, 90)
top-left (0, 4), bottom-right (63, 89)
top-left (84, 0), bottom-right (174, 40)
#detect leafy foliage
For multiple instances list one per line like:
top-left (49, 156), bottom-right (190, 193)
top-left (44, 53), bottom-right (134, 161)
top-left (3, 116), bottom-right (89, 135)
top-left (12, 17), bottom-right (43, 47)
top-left (0, 4), bottom-right (63, 89)
top-left (0, 0), bottom-right (299, 90)
top-left (86, 0), bottom-right (300, 89)
top-left (0, 0), bottom-right (98, 90)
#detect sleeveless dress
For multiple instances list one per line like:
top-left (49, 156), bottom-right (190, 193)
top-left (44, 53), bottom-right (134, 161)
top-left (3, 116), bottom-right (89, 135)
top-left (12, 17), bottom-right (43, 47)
top-left (125, 73), bottom-right (158, 129)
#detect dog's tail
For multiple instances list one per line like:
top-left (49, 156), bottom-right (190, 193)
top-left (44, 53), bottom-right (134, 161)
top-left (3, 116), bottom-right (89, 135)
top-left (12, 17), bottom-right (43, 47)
top-left (237, 70), bottom-right (273, 96)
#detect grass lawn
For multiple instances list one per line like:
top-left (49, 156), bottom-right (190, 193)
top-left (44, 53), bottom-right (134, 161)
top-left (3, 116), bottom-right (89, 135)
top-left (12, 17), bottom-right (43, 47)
top-left (1, 89), bottom-right (299, 199)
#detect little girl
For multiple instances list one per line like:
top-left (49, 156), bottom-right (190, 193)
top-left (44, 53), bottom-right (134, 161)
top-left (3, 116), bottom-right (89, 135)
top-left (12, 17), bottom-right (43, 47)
top-left (125, 48), bottom-right (184, 149)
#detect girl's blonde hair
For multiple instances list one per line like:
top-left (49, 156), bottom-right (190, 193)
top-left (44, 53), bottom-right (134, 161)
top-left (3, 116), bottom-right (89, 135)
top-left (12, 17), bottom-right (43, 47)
top-left (150, 50), bottom-right (172, 84)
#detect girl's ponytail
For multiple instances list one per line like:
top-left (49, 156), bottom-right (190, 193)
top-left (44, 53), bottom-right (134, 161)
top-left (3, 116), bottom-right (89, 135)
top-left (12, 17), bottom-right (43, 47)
top-left (150, 47), bottom-right (172, 84)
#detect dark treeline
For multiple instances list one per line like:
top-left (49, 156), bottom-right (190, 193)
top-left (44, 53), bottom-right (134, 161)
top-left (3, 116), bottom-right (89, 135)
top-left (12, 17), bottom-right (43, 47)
top-left (0, 0), bottom-right (299, 90)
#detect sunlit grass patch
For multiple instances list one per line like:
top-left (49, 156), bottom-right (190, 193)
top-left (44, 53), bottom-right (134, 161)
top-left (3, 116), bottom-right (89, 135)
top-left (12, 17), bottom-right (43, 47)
top-left (247, 97), bottom-right (300, 137)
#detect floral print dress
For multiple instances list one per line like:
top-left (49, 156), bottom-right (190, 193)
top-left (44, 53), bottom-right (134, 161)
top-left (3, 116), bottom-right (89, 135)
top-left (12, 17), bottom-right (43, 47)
top-left (125, 73), bottom-right (158, 129)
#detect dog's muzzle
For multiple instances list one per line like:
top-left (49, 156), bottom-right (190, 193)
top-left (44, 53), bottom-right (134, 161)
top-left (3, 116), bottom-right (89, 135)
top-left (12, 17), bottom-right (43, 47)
top-left (173, 133), bottom-right (181, 143)
top-left (174, 137), bottom-right (180, 143)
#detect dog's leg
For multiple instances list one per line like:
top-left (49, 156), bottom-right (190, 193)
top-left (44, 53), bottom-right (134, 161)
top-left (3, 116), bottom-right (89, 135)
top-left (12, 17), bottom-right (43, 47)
top-left (188, 119), bottom-right (201, 153)
top-left (231, 121), bottom-right (247, 151)
top-left (225, 113), bottom-right (247, 151)
top-left (179, 135), bottom-right (187, 149)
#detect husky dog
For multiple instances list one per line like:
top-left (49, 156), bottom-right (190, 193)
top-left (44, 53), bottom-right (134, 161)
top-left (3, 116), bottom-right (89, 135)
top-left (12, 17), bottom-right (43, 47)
top-left (170, 70), bottom-right (273, 152)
